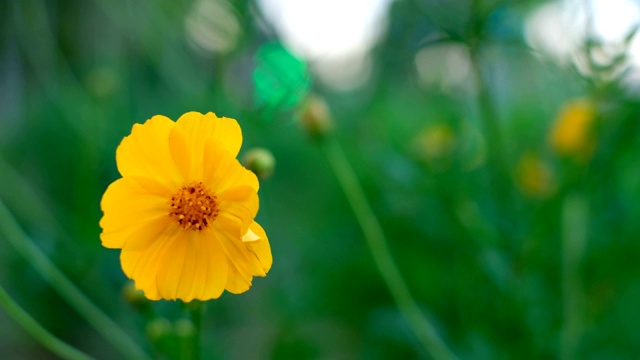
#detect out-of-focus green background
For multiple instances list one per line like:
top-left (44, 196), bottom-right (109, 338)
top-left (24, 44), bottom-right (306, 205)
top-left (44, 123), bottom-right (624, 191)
top-left (2, 0), bottom-right (640, 358)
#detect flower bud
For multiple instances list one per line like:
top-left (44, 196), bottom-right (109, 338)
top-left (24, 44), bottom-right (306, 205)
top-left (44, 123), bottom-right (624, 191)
top-left (299, 95), bottom-right (333, 139)
top-left (242, 148), bottom-right (276, 180)
top-left (174, 318), bottom-right (196, 338)
top-left (411, 123), bottom-right (456, 171)
top-left (122, 281), bottom-right (148, 309)
top-left (146, 318), bottom-right (172, 342)
top-left (515, 153), bottom-right (555, 198)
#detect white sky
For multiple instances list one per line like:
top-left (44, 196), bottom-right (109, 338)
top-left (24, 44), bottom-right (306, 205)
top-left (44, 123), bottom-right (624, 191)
top-left (257, 0), bottom-right (393, 90)
top-left (525, 0), bottom-right (640, 71)
top-left (257, 0), bottom-right (392, 59)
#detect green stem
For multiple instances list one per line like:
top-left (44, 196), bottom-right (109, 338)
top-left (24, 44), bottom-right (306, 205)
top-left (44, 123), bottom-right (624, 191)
top-left (0, 200), bottom-right (151, 360)
top-left (320, 136), bottom-right (457, 360)
top-left (469, 47), bottom-right (507, 175)
top-left (468, 41), bottom-right (518, 248)
top-left (0, 155), bottom-right (76, 249)
top-left (468, 1), bottom-right (506, 177)
top-left (188, 301), bottom-right (203, 360)
top-left (560, 194), bottom-right (587, 360)
top-left (0, 284), bottom-right (95, 360)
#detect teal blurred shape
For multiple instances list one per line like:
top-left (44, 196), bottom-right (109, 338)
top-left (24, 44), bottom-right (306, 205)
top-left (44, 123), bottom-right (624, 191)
top-left (253, 42), bottom-right (310, 117)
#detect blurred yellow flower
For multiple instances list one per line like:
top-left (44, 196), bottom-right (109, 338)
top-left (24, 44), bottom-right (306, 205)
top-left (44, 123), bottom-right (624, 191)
top-left (548, 99), bottom-right (597, 161)
top-left (515, 153), bottom-right (555, 198)
top-left (99, 112), bottom-right (272, 301)
top-left (412, 123), bottom-right (456, 169)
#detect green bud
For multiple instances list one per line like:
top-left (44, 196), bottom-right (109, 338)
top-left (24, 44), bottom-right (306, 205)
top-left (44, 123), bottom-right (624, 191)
top-left (299, 95), bottom-right (333, 139)
top-left (146, 318), bottom-right (172, 342)
top-left (242, 148), bottom-right (276, 180)
top-left (122, 281), bottom-right (148, 309)
top-left (174, 318), bottom-right (196, 338)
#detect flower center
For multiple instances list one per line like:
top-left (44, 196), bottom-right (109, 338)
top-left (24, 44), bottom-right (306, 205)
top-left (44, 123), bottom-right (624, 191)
top-left (168, 182), bottom-right (218, 231)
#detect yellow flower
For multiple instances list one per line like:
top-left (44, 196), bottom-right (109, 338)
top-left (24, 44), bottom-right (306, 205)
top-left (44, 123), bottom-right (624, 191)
top-left (548, 99), bottom-right (597, 161)
top-left (515, 153), bottom-right (555, 198)
top-left (411, 123), bottom-right (456, 170)
top-left (99, 112), bottom-right (272, 301)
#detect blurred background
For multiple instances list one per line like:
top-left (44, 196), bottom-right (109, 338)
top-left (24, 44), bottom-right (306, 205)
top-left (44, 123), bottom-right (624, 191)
top-left (2, 0), bottom-right (640, 358)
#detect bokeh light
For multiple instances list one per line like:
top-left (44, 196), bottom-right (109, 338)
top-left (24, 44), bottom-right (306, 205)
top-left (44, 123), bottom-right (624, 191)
top-left (526, 0), bottom-right (640, 82)
top-left (257, 0), bottom-right (392, 90)
top-left (185, 0), bottom-right (242, 55)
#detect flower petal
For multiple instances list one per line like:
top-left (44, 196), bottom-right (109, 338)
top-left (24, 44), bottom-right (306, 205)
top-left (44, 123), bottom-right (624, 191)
top-left (202, 139), bottom-right (259, 193)
top-left (200, 231), bottom-right (228, 300)
top-left (169, 230), bottom-right (228, 301)
top-left (120, 226), bottom-right (181, 300)
top-left (153, 229), bottom-right (229, 301)
top-left (216, 186), bottom-right (259, 237)
top-left (175, 111), bottom-right (243, 160)
top-left (167, 124), bottom-right (194, 181)
top-left (120, 226), bottom-right (229, 301)
top-left (102, 216), bottom-right (173, 251)
top-left (245, 221), bottom-right (272, 273)
top-left (222, 222), bottom-right (272, 294)
top-left (187, 231), bottom-right (209, 300)
top-left (116, 115), bottom-right (182, 188)
top-left (99, 177), bottom-right (171, 249)
top-left (155, 233), bottom-right (189, 300)
top-left (225, 261), bottom-right (253, 294)
top-left (242, 228), bottom-right (261, 242)
top-left (213, 220), bottom-right (266, 281)
top-left (174, 232), bottom-right (199, 302)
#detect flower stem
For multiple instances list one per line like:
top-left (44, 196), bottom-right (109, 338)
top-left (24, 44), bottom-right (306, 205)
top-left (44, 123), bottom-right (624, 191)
top-left (319, 136), bottom-right (457, 360)
top-left (0, 200), bottom-right (151, 360)
top-left (188, 301), bottom-right (203, 360)
top-left (560, 194), bottom-right (587, 360)
top-left (469, 47), bottom-right (508, 176)
top-left (468, 41), bottom-right (519, 249)
top-left (0, 284), bottom-right (95, 360)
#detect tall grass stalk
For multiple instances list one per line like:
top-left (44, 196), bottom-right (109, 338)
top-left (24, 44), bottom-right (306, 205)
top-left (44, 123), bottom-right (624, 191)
top-left (320, 136), bottom-right (457, 360)
top-left (561, 194), bottom-right (588, 360)
top-left (0, 200), bottom-right (150, 360)
top-left (0, 284), bottom-right (95, 360)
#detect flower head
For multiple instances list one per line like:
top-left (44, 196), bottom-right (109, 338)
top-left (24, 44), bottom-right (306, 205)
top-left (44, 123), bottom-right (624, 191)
top-left (411, 123), bottom-right (456, 170)
top-left (515, 152), bottom-right (555, 198)
top-left (548, 99), bottom-right (597, 161)
top-left (100, 112), bottom-right (272, 301)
